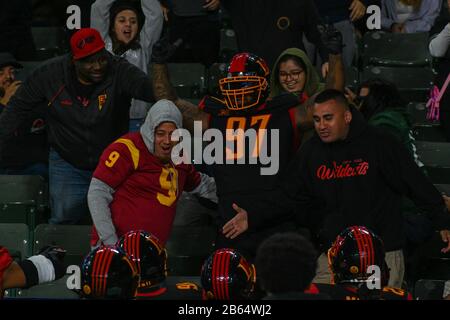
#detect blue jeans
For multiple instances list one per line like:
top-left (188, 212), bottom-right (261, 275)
top-left (48, 149), bottom-right (93, 224)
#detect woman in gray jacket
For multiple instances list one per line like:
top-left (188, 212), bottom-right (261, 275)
top-left (91, 0), bottom-right (163, 131)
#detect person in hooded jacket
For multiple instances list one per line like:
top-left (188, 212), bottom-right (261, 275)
top-left (87, 99), bottom-right (217, 247)
top-left (234, 89), bottom-right (450, 288)
top-left (91, 0), bottom-right (163, 131)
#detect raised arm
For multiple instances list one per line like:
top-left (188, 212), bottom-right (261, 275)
top-left (152, 63), bottom-right (209, 133)
top-left (140, 0), bottom-right (164, 54)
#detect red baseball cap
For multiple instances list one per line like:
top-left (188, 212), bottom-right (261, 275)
top-left (70, 28), bottom-right (105, 60)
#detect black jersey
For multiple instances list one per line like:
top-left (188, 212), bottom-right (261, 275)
top-left (200, 93), bottom-right (301, 226)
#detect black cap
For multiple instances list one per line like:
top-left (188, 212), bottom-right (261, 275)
top-left (0, 52), bottom-right (23, 69)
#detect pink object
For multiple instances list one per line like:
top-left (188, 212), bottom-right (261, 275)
top-left (427, 73), bottom-right (450, 122)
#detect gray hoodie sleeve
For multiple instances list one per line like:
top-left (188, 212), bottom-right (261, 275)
top-left (140, 0), bottom-right (164, 53)
top-left (429, 23), bottom-right (450, 58)
top-left (90, 0), bottom-right (115, 39)
top-left (87, 177), bottom-right (118, 246)
top-left (188, 172), bottom-right (218, 204)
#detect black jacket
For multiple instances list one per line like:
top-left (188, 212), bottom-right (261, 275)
top-left (0, 53), bottom-right (154, 170)
top-left (269, 108), bottom-right (450, 252)
top-left (222, 0), bottom-right (328, 66)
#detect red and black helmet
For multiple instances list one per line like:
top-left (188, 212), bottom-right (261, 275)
top-left (219, 52), bottom-right (270, 111)
top-left (327, 226), bottom-right (389, 287)
top-left (200, 248), bottom-right (256, 300)
top-left (81, 245), bottom-right (139, 299)
top-left (116, 230), bottom-right (168, 294)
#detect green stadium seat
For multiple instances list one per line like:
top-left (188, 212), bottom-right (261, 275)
top-left (415, 141), bottom-right (450, 183)
top-left (0, 175), bottom-right (48, 231)
top-left (166, 63), bottom-right (207, 99)
top-left (362, 31), bottom-right (432, 67)
top-left (165, 226), bottom-right (216, 276)
top-left (33, 224), bottom-right (92, 267)
top-left (415, 141), bottom-right (450, 167)
top-left (16, 276), bottom-right (79, 299)
top-left (361, 66), bottom-right (435, 102)
top-left (434, 184), bottom-right (450, 195)
top-left (0, 223), bottom-right (30, 260)
top-left (206, 62), bottom-right (227, 96)
top-left (413, 124), bottom-right (447, 142)
top-left (220, 28), bottom-right (238, 53)
top-left (31, 27), bottom-right (65, 60)
top-left (345, 66), bottom-right (360, 91)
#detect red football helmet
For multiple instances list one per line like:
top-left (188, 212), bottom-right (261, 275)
top-left (219, 52), bottom-right (270, 111)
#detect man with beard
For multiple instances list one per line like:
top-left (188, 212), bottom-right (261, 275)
top-left (0, 28), bottom-right (157, 225)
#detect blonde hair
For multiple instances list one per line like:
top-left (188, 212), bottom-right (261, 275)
top-left (399, 0), bottom-right (422, 11)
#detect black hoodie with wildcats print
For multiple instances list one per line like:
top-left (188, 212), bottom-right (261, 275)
top-left (265, 107), bottom-right (450, 252)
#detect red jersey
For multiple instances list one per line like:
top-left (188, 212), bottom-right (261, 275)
top-left (91, 132), bottom-right (201, 245)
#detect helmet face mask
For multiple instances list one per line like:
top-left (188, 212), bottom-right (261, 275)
top-left (219, 53), bottom-right (270, 111)
top-left (201, 248), bottom-right (256, 300)
top-left (81, 246), bottom-right (139, 299)
top-left (327, 226), bottom-right (389, 287)
top-left (117, 230), bottom-right (168, 293)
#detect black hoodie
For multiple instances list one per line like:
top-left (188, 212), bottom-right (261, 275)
top-left (271, 108), bottom-right (450, 252)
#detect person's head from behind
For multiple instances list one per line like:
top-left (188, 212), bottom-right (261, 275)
top-left (200, 248), bottom-right (256, 300)
top-left (313, 89), bottom-right (352, 143)
top-left (357, 78), bottom-right (406, 120)
top-left (70, 28), bottom-right (110, 84)
top-left (275, 54), bottom-right (307, 95)
top-left (81, 245), bottom-right (139, 299)
top-left (255, 233), bottom-right (317, 295)
top-left (140, 99), bottom-right (183, 164)
top-left (109, 0), bottom-right (143, 46)
top-left (219, 52), bottom-right (270, 111)
top-left (117, 230), bottom-right (168, 296)
top-left (328, 226), bottom-right (389, 288)
top-left (0, 52), bottom-right (22, 94)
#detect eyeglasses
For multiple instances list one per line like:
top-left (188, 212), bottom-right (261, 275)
top-left (279, 69), bottom-right (304, 80)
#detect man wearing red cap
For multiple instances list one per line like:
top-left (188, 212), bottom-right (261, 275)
top-left (0, 28), bottom-right (157, 224)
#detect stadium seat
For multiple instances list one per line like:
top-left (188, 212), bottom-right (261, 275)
top-left (434, 184), bottom-right (450, 195)
top-left (361, 66), bottom-right (435, 102)
top-left (206, 62), bottom-right (227, 96)
top-left (31, 27), bottom-right (65, 60)
top-left (415, 141), bottom-right (450, 167)
top-left (220, 28), bottom-right (238, 54)
top-left (165, 226), bottom-right (216, 276)
top-left (362, 31), bottom-right (432, 67)
top-left (345, 66), bottom-right (360, 91)
top-left (33, 224), bottom-right (92, 267)
top-left (16, 275), bottom-right (79, 299)
top-left (166, 63), bottom-right (207, 99)
top-left (0, 223), bottom-right (30, 260)
top-left (413, 124), bottom-right (447, 142)
top-left (414, 279), bottom-right (447, 300)
top-left (0, 175), bottom-right (48, 230)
